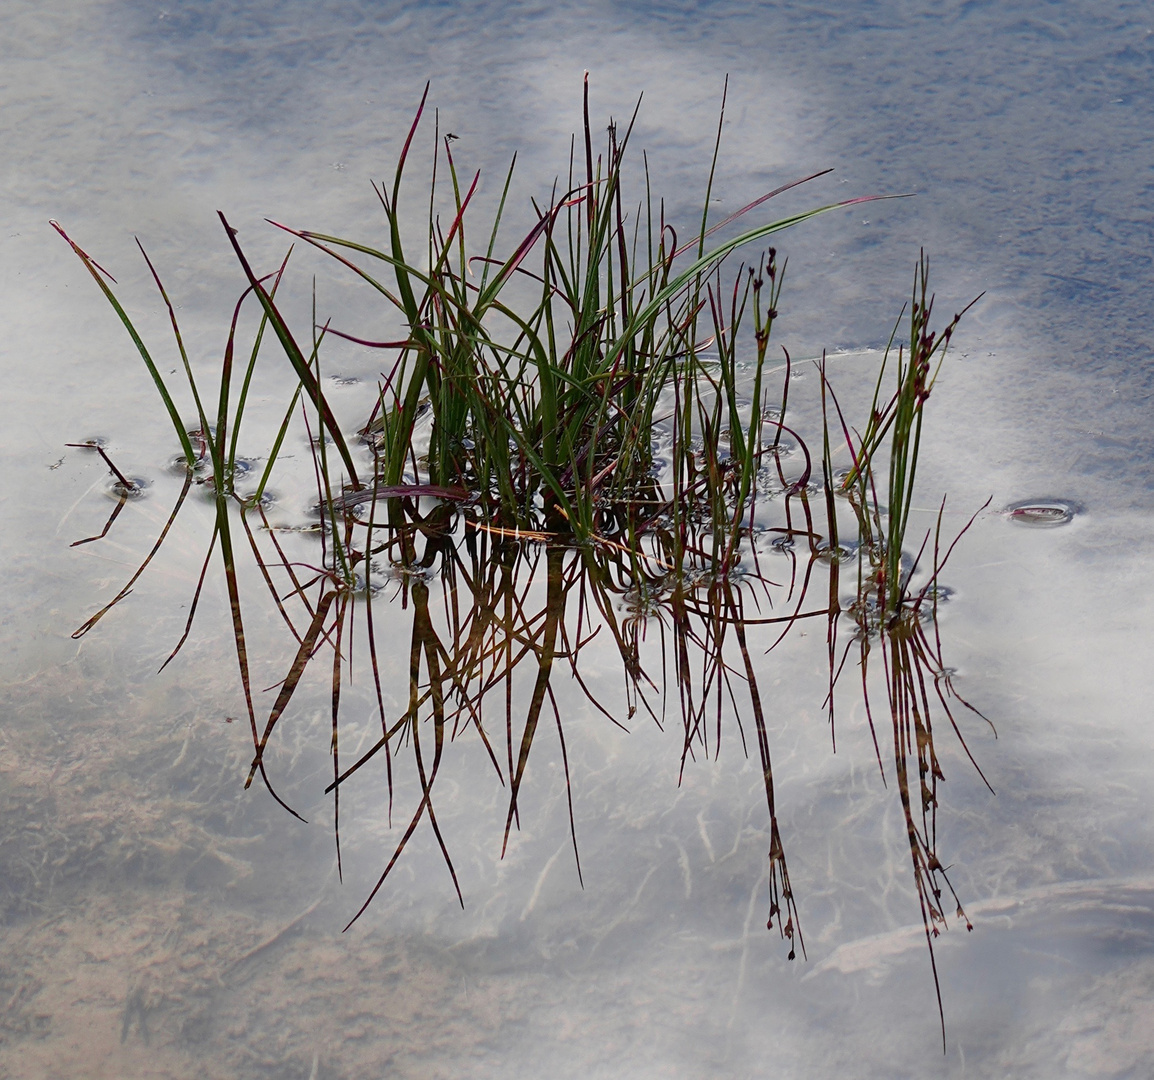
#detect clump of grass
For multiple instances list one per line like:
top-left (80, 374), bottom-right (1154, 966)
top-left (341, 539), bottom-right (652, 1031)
top-left (229, 78), bottom-right (888, 547)
top-left (56, 81), bottom-right (991, 1030)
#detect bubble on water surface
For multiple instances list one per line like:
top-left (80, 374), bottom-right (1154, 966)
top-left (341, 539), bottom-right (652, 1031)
top-left (760, 435), bottom-right (798, 460)
top-left (816, 539), bottom-right (860, 564)
top-left (1006, 498), bottom-right (1080, 527)
top-left (107, 476), bottom-right (150, 499)
top-left (192, 458), bottom-right (258, 498)
top-left (167, 453), bottom-right (211, 476)
top-left (238, 488), bottom-right (277, 509)
top-left (919, 583), bottom-right (956, 605)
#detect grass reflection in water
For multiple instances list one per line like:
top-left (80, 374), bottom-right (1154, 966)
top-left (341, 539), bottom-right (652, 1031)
top-left (53, 80), bottom-right (990, 1040)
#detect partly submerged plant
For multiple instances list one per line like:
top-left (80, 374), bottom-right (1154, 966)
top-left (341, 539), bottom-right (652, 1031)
top-left (55, 81), bottom-right (991, 1041)
top-left (817, 255), bottom-right (990, 1040)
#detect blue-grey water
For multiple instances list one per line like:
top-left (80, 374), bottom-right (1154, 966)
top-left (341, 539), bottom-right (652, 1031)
top-left (2, 2), bottom-right (1153, 1077)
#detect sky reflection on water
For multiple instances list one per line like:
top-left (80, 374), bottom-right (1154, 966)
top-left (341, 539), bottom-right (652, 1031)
top-left (2, 1), bottom-right (1154, 1077)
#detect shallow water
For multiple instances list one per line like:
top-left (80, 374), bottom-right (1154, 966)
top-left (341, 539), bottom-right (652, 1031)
top-left (3, 1), bottom-right (1154, 1077)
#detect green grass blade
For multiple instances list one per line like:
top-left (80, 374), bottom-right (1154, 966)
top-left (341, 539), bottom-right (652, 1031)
top-left (51, 222), bottom-right (197, 466)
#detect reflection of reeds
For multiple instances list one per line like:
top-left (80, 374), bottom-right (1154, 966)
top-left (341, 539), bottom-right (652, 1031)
top-left (292, 499), bottom-right (815, 955)
top-left (56, 84), bottom-right (990, 1034)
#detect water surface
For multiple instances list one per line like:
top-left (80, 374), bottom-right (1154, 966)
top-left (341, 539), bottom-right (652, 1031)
top-left (2, 2), bottom-right (1153, 1077)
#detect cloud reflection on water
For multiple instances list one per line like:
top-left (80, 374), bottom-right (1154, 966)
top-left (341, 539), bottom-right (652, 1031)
top-left (3, 0), bottom-right (1154, 1076)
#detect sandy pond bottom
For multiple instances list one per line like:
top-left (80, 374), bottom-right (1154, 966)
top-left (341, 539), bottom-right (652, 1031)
top-left (4, 501), bottom-right (1154, 1080)
top-left (8, 879), bottom-right (1154, 1080)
